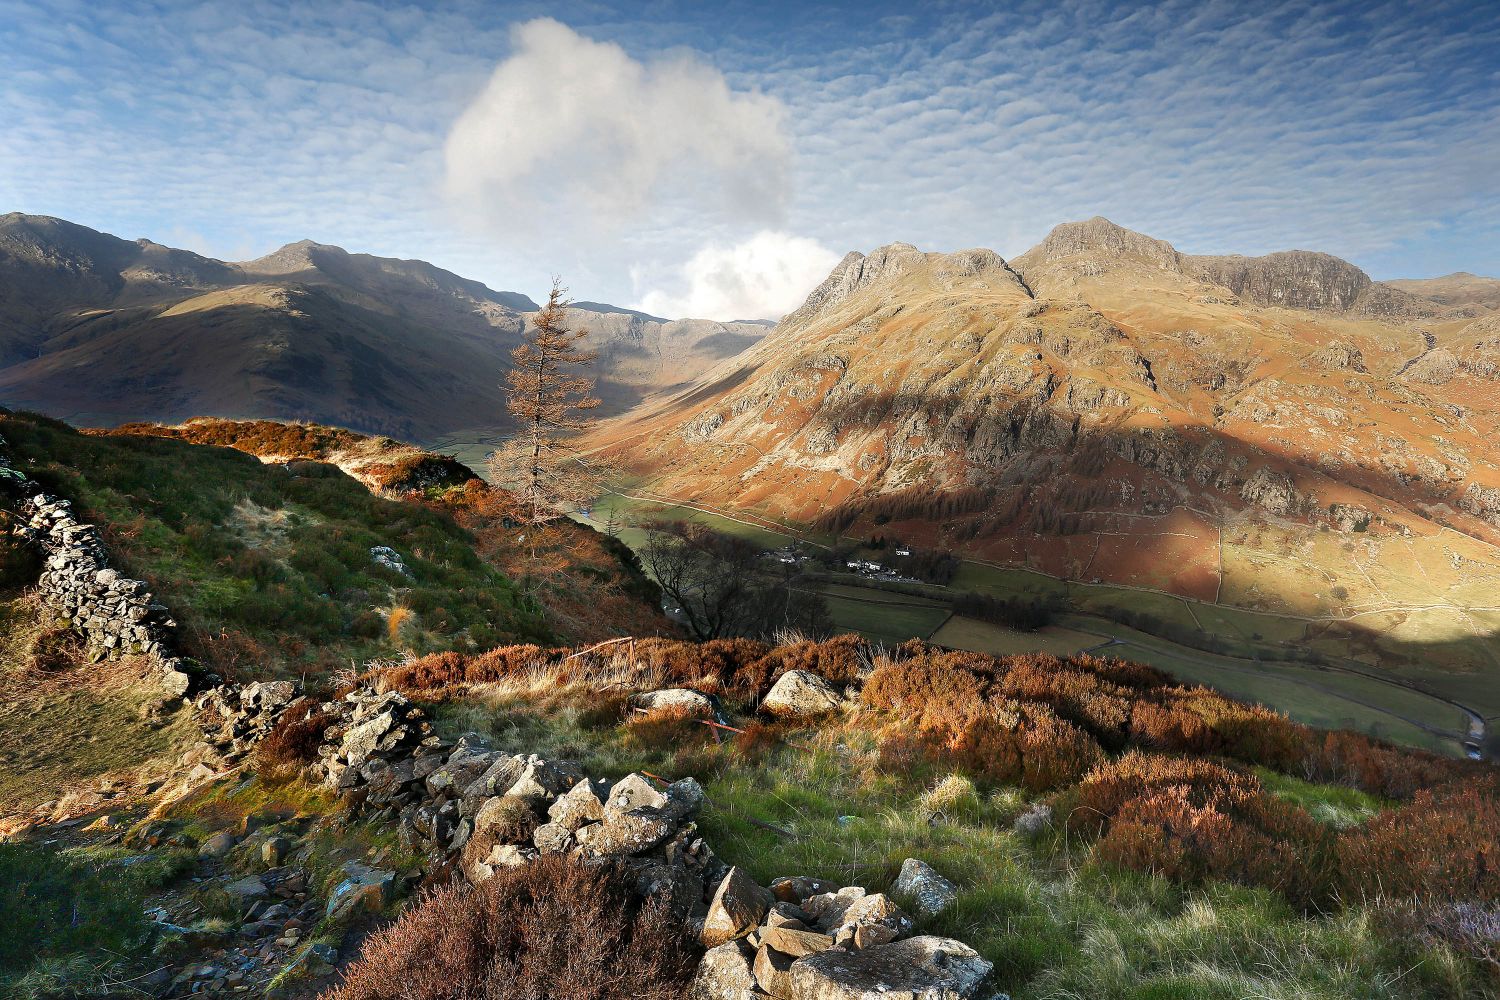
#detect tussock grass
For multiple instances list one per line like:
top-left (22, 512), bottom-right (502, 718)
top-left (0, 841), bottom-right (194, 998)
top-left (412, 676), bottom-right (1492, 998)
top-left (0, 594), bottom-right (196, 815)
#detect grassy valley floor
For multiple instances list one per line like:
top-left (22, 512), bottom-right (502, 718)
top-left (576, 490), bottom-right (1486, 758)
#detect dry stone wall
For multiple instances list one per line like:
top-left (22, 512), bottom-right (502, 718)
top-left (0, 439), bottom-right (198, 698)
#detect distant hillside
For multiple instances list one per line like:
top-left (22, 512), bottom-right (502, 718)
top-left (1386, 272), bottom-right (1500, 313)
top-left (0, 214), bottom-right (769, 441)
top-left (589, 218), bottom-right (1500, 702)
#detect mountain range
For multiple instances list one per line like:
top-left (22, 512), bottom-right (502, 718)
top-left (8, 210), bottom-right (1500, 683)
top-left (0, 213), bottom-right (769, 441)
top-left (588, 217), bottom-right (1500, 687)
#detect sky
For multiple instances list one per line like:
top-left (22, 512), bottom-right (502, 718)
top-left (2, 0), bottom-right (1498, 320)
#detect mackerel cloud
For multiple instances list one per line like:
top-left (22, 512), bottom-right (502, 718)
top-left (443, 18), bottom-right (791, 236)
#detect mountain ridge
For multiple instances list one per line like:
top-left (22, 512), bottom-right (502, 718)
top-left (0, 213), bottom-right (772, 440)
top-left (589, 217), bottom-right (1500, 696)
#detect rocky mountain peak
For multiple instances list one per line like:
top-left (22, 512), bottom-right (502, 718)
top-left (239, 239), bottom-right (334, 275)
top-left (1017, 217), bottom-right (1183, 273)
top-left (782, 242), bottom-right (1029, 331)
top-left (1189, 250), bottom-right (1372, 312)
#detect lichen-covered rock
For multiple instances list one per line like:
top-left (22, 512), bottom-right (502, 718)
top-left (607, 772), bottom-right (669, 812)
top-left (325, 863), bottom-right (395, 923)
top-left (893, 859), bottom-right (958, 917)
top-left (760, 925), bottom-right (834, 958)
top-left (549, 777), bottom-right (610, 830)
top-left (829, 893), bottom-right (912, 947)
top-left (692, 940), bottom-right (760, 1000)
top-left (501, 755), bottom-right (585, 804)
top-left (630, 688), bottom-right (717, 716)
top-left (786, 936), bottom-right (992, 1000)
top-left (754, 945), bottom-right (796, 997)
top-left (425, 751), bottom-right (503, 799)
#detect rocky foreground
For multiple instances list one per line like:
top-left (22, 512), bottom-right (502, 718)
top-left (178, 674), bottom-right (995, 1000)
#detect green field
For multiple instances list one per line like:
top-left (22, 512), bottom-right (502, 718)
top-left (808, 583), bottom-right (952, 642)
top-left (580, 490), bottom-right (806, 553)
top-left (930, 616), bottom-right (1105, 657)
top-left (1053, 619), bottom-right (1470, 756)
top-left (579, 487), bottom-right (1487, 757)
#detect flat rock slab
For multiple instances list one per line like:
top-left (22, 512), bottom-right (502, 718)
top-left (786, 936), bottom-right (992, 1000)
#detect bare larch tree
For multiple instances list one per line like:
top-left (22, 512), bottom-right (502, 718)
top-left (489, 279), bottom-right (600, 523)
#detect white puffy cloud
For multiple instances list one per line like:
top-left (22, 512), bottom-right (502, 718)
top-left (443, 18), bottom-right (790, 236)
top-left (635, 230), bottom-right (840, 321)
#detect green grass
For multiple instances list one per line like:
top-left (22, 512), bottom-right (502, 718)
top-left (1255, 768), bottom-right (1386, 829)
top-left (3, 412), bottom-right (551, 679)
top-left (588, 488), bottom-right (1494, 756)
top-left (0, 841), bottom-right (194, 998)
top-left (811, 583), bottom-right (952, 642)
top-left (930, 616), bottom-right (1105, 657)
top-left (0, 593), bottom-right (199, 812)
top-left (1060, 619), bottom-right (1469, 755)
top-left (418, 689), bottom-right (1485, 999)
top-left (580, 491), bottom-right (810, 552)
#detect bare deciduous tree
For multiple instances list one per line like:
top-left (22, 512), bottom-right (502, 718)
top-left (642, 521), bottom-right (830, 641)
top-left (488, 279), bottom-right (600, 524)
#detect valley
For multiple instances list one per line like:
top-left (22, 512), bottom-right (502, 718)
top-left (8, 3), bottom-right (1500, 997)
top-left (579, 489), bottom-right (1486, 758)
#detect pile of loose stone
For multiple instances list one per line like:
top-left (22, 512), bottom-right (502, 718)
top-left (0, 443), bottom-right (198, 700)
top-left (192, 680), bottom-right (304, 764)
top-left (210, 679), bottom-right (997, 999)
top-left (693, 864), bottom-right (989, 1000)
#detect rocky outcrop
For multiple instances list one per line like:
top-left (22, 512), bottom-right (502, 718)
top-left (1192, 251), bottom-right (1370, 312)
top-left (1014, 216), bottom-right (1183, 277)
top-left (194, 676), bottom-right (991, 1000)
top-left (1190, 250), bottom-right (1436, 318)
top-left (1238, 466), bottom-right (1305, 517)
top-left (0, 438), bottom-right (199, 698)
top-left (1402, 347), bottom-right (1461, 386)
top-left (1459, 482), bottom-right (1500, 527)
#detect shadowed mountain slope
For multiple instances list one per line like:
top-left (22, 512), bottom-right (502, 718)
top-left (0, 214), bottom-right (769, 441)
top-left (589, 218), bottom-right (1500, 690)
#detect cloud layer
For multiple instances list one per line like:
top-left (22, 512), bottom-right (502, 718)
top-left (2, 1), bottom-right (1497, 321)
top-left (444, 18), bottom-right (789, 238)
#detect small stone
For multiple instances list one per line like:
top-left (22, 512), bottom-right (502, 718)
top-left (786, 936), bottom-right (992, 1000)
top-left (199, 831), bottom-right (238, 858)
top-left (325, 863), bottom-right (395, 923)
top-left (628, 688), bottom-right (716, 717)
top-left (770, 875), bottom-right (837, 904)
top-left (605, 772), bottom-right (666, 813)
top-left (532, 822), bottom-right (572, 854)
top-left (548, 778), bottom-right (609, 830)
top-left (262, 836), bottom-right (292, 869)
top-left (754, 945), bottom-right (797, 998)
top-left (760, 925), bottom-right (834, 958)
top-left (691, 940), bottom-right (759, 1000)
top-left (223, 876), bottom-right (269, 906)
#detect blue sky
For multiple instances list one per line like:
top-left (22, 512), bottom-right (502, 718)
top-left (2, 0), bottom-right (1497, 318)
